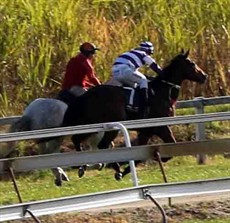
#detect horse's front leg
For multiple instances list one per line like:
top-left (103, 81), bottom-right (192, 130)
top-left (120, 131), bottom-right (150, 179)
top-left (98, 131), bottom-right (123, 181)
top-left (51, 167), bottom-right (69, 186)
top-left (71, 134), bottom-right (90, 178)
top-left (155, 126), bottom-right (176, 162)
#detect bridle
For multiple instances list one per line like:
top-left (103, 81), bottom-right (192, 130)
top-left (159, 80), bottom-right (181, 105)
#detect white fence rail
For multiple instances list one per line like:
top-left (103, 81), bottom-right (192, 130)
top-left (1, 138), bottom-right (230, 174)
top-left (0, 111), bottom-right (229, 143)
top-left (176, 95), bottom-right (230, 109)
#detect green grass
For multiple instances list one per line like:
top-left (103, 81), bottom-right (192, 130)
top-left (182, 219), bottom-right (230, 223)
top-left (1, 155), bottom-right (230, 205)
top-left (176, 104), bottom-right (230, 116)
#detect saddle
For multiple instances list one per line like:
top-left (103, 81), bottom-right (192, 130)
top-left (56, 89), bottom-right (77, 106)
top-left (105, 79), bottom-right (144, 113)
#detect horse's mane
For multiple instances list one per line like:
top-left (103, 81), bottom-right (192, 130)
top-left (161, 53), bottom-right (183, 74)
top-left (147, 53), bottom-right (184, 98)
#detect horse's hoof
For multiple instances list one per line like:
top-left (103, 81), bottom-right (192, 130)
top-left (98, 163), bottom-right (105, 171)
top-left (78, 167), bottom-right (85, 178)
top-left (61, 173), bottom-right (70, 182)
top-left (55, 179), bottom-right (62, 187)
top-left (114, 172), bottom-right (123, 181)
top-left (57, 168), bottom-right (70, 181)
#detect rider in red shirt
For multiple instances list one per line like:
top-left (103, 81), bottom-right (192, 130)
top-left (62, 42), bottom-right (101, 96)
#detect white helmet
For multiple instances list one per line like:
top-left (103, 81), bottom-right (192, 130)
top-left (139, 41), bottom-right (154, 54)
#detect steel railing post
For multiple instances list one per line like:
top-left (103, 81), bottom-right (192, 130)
top-left (194, 97), bottom-right (207, 164)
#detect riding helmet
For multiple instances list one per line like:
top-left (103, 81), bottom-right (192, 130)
top-left (139, 41), bottom-right (154, 55)
top-left (79, 42), bottom-right (99, 55)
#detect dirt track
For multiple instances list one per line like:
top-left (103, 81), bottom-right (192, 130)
top-left (8, 193), bottom-right (230, 223)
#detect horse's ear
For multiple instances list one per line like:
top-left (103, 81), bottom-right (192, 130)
top-left (184, 50), bottom-right (190, 58)
top-left (181, 49), bottom-right (185, 54)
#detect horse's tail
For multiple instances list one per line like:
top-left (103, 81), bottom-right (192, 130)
top-left (6, 115), bottom-right (31, 158)
top-left (9, 115), bottom-right (31, 133)
top-left (10, 114), bottom-right (61, 145)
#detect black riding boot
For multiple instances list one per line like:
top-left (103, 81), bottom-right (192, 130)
top-left (139, 88), bottom-right (148, 119)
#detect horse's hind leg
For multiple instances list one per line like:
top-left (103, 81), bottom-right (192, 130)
top-left (3, 116), bottom-right (31, 158)
top-left (83, 132), bottom-right (112, 171)
top-left (98, 131), bottom-right (123, 181)
top-left (38, 138), bottom-right (69, 186)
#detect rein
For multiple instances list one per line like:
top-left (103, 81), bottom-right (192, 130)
top-left (161, 80), bottom-right (181, 89)
top-left (159, 79), bottom-right (181, 107)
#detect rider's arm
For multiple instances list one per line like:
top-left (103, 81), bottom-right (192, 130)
top-left (85, 59), bottom-right (101, 86)
top-left (88, 75), bottom-right (101, 86)
top-left (143, 55), bottom-right (163, 76)
top-left (149, 61), bottom-right (163, 76)
top-left (62, 58), bottom-right (78, 90)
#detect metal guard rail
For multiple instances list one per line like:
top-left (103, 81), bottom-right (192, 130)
top-left (1, 177), bottom-right (230, 222)
top-left (1, 138), bottom-right (230, 174)
top-left (0, 111), bottom-right (229, 143)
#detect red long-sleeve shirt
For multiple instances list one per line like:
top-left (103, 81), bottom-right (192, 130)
top-left (62, 53), bottom-right (100, 90)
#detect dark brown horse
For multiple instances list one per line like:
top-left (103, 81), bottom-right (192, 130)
top-left (60, 50), bottom-right (208, 180)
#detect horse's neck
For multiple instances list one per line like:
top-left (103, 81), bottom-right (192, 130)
top-left (152, 76), bottom-right (181, 87)
top-left (161, 67), bottom-right (183, 86)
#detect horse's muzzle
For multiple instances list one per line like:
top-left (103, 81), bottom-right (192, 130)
top-left (199, 72), bottom-right (208, 84)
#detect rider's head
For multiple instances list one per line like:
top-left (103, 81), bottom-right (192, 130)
top-left (79, 42), bottom-right (99, 57)
top-left (138, 41), bottom-right (154, 55)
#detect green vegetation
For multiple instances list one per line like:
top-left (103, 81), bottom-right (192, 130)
top-left (0, 0), bottom-right (229, 115)
top-left (174, 104), bottom-right (230, 141)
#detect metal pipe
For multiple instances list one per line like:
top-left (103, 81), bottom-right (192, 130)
top-left (24, 209), bottom-right (41, 223)
top-left (8, 167), bottom-right (41, 223)
top-left (104, 122), bottom-right (139, 186)
top-left (8, 167), bottom-right (23, 203)
top-left (143, 189), bottom-right (168, 223)
top-left (155, 151), bottom-right (171, 206)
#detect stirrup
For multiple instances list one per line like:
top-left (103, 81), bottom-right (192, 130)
top-left (126, 104), bottom-right (138, 113)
